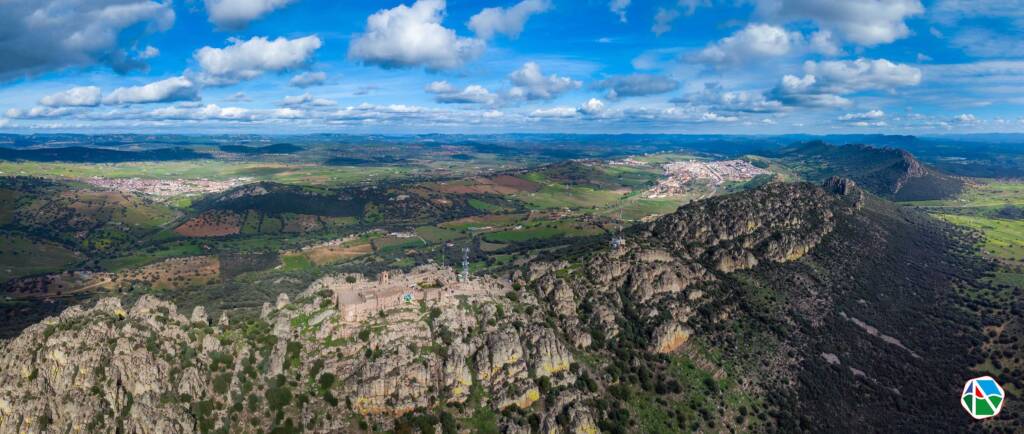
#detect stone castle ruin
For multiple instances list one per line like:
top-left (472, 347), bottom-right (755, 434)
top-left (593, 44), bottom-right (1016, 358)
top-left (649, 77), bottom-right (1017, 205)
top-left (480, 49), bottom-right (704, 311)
top-left (306, 265), bottom-right (510, 323)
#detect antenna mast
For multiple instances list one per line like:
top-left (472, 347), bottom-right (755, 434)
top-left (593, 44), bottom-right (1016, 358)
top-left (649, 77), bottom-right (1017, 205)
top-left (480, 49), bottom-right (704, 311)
top-left (460, 247), bottom-right (470, 282)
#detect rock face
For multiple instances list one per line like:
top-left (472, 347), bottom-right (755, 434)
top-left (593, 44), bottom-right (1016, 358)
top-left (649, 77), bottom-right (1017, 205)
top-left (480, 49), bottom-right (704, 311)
top-left (651, 322), bottom-right (692, 354)
top-left (0, 276), bottom-right (579, 433)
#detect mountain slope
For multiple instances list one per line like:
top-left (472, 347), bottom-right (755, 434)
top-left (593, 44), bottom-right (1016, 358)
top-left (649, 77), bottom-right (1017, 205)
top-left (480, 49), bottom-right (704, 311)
top-left (779, 141), bottom-right (965, 201)
top-left (0, 179), bottom-right (998, 433)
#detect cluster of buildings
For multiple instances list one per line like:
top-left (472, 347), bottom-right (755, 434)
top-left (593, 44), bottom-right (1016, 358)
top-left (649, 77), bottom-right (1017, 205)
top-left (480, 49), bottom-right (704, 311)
top-left (645, 159), bottom-right (770, 198)
top-left (306, 265), bottom-right (510, 324)
top-left (81, 177), bottom-right (250, 197)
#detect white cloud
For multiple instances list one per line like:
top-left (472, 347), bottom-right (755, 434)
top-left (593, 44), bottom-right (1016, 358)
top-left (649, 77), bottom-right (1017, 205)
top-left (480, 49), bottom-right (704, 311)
top-left (809, 30), bottom-right (841, 56)
top-left (591, 74), bottom-right (679, 99)
top-left (290, 71), bottom-right (327, 88)
top-left (0, 0), bottom-right (175, 79)
top-left (137, 45), bottom-right (160, 60)
top-left (951, 113), bottom-right (978, 124)
top-left (40, 86), bottom-right (102, 107)
top-left (768, 58), bottom-right (921, 107)
top-left (425, 81), bottom-right (498, 104)
top-left (103, 76), bottom-right (200, 105)
top-left (849, 120), bottom-right (887, 127)
top-left (609, 0), bottom-right (631, 22)
top-left (578, 98), bottom-right (606, 116)
top-left (675, 83), bottom-right (786, 113)
top-left (508, 62), bottom-right (581, 100)
top-left (4, 107), bottom-right (73, 119)
top-left (932, 0), bottom-right (1024, 27)
top-left (195, 35), bottom-right (322, 85)
top-left (529, 106), bottom-right (577, 118)
top-left (695, 24), bottom-right (802, 66)
top-left (753, 0), bottom-right (923, 46)
top-left (272, 107), bottom-right (305, 119)
top-left (805, 58), bottom-right (921, 92)
top-left (838, 109), bottom-right (885, 121)
top-left (348, 0), bottom-right (484, 71)
top-left (769, 74), bottom-right (852, 107)
top-left (204, 0), bottom-right (297, 29)
top-left (150, 104), bottom-right (254, 121)
top-left (652, 8), bottom-right (680, 36)
top-left (280, 93), bottom-right (335, 107)
top-left (226, 92), bottom-right (251, 102)
top-left (950, 28), bottom-right (1024, 58)
top-left (468, 0), bottom-right (551, 40)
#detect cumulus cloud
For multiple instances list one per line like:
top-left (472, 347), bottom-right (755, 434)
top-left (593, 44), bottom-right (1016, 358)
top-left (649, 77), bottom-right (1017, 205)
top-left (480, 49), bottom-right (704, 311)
top-left (0, 0), bottom-right (175, 79)
top-left (103, 76), bottom-right (200, 105)
top-left (674, 83), bottom-right (786, 113)
top-left (507, 62), bottom-right (581, 100)
top-left (425, 81), bottom-right (498, 104)
top-left (838, 109), bottom-right (885, 121)
top-left (591, 74), bottom-right (679, 99)
top-left (753, 0), bottom-right (923, 46)
top-left (609, 0), bottom-right (631, 22)
top-left (530, 106), bottom-right (578, 118)
top-left (951, 113), bottom-right (978, 124)
top-left (577, 98), bottom-right (606, 116)
top-left (4, 107), bottom-right (74, 119)
top-left (695, 24), bottom-right (802, 66)
top-left (469, 0), bottom-right (551, 40)
top-left (280, 93), bottom-right (336, 107)
top-left (348, 0), bottom-right (485, 71)
top-left (40, 86), bottom-right (103, 107)
top-left (204, 0), bottom-right (297, 29)
top-left (150, 104), bottom-right (254, 121)
top-left (767, 58), bottom-right (921, 107)
top-left (195, 35), bottom-right (322, 85)
top-left (809, 30), bottom-right (842, 56)
top-left (290, 71), bottom-right (327, 88)
top-left (137, 46), bottom-right (160, 60)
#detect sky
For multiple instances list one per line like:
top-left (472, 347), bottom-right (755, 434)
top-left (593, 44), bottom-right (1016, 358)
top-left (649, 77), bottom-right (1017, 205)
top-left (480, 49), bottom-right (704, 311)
top-left (0, 0), bottom-right (1023, 134)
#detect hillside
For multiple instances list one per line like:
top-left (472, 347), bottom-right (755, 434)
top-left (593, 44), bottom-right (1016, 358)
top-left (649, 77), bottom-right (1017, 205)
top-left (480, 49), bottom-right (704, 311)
top-left (0, 179), bottom-right (1005, 433)
top-left (0, 146), bottom-right (212, 163)
top-left (218, 144), bottom-right (303, 155)
top-left (779, 141), bottom-right (965, 201)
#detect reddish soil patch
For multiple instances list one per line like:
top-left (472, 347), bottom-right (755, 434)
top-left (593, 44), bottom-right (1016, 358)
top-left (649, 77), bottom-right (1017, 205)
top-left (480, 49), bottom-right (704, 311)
top-left (305, 243), bottom-right (373, 265)
top-left (490, 175), bottom-right (541, 192)
top-left (175, 210), bottom-right (242, 237)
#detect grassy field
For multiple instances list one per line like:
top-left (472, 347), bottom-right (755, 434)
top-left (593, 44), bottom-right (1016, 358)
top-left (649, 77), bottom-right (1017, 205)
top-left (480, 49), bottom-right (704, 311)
top-left (482, 221), bottom-right (602, 243)
top-left (0, 233), bottom-right (81, 281)
top-left (0, 161), bottom-right (416, 186)
top-left (938, 214), bottom-right (1024, 264)
top-left (906, 180), bottom-right (1024, 209)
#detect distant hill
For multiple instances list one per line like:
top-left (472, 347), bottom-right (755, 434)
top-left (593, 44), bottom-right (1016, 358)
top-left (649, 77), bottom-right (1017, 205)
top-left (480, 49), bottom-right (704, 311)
top-left (778, 141), bottom-right (965, 201)
top-left (0, 146), bottom-right (212, 163)
top-left (218, 143), bottom-right (302, 154)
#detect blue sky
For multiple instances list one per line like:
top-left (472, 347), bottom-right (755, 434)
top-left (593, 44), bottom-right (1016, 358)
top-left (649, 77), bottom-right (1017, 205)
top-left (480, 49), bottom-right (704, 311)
top-left (0, 0), bottom-right (1022, 134)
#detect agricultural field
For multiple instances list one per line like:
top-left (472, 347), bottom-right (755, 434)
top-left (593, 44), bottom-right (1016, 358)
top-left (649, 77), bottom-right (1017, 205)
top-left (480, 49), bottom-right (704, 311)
top-left (0, 233), bottom-right (81, 281)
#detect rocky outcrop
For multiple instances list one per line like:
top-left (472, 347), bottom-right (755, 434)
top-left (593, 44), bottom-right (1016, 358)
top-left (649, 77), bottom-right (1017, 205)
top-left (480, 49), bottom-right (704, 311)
top-left (651, 322), bottom-right (693, 354)
top-left (0, 266), bottom-right (584, 433)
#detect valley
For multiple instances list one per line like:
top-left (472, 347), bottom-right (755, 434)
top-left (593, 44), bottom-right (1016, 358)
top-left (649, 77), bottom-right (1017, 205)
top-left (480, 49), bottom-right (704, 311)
top-left (0, 134), bottom-right (1020, 433)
